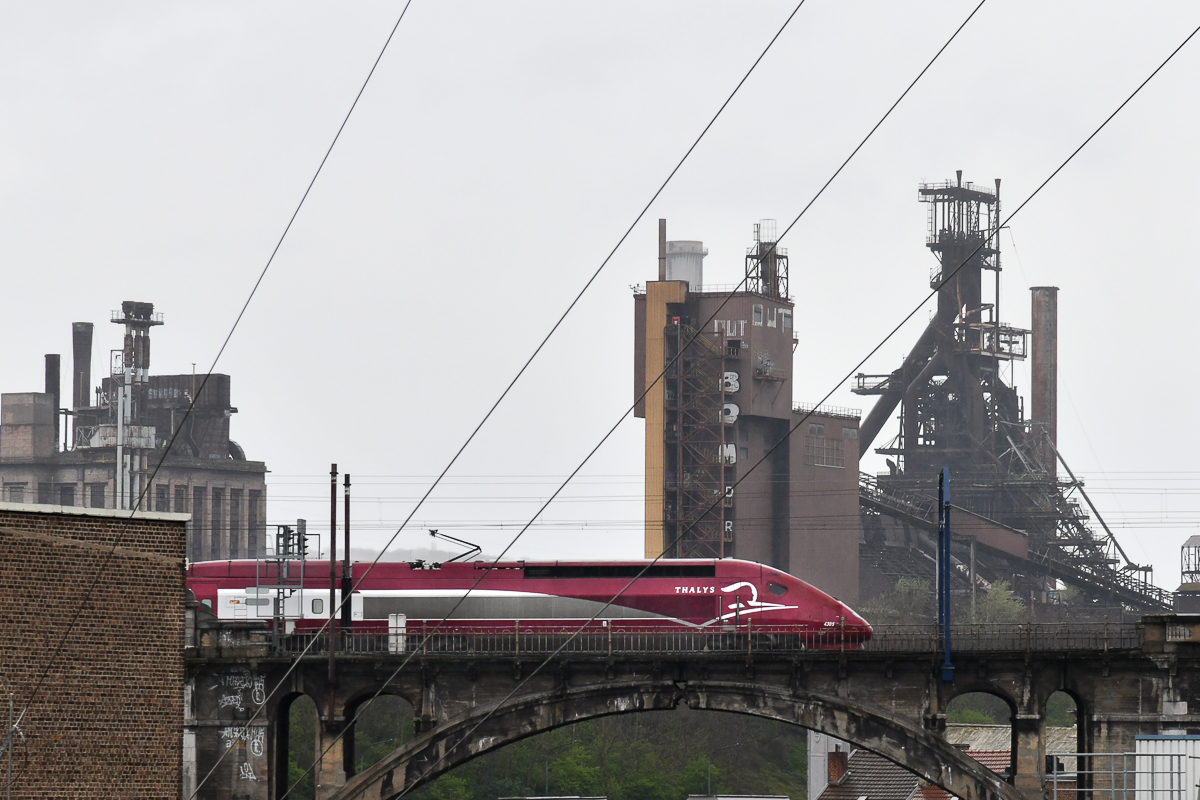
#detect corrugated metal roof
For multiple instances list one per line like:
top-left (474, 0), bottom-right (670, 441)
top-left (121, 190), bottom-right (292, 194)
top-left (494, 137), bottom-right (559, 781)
top-left (945, 725), bottom-right (1076, 754)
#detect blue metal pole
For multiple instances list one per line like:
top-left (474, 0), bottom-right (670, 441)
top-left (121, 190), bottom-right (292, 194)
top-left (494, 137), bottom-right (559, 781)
top-left (940, 467), bottom-right (954, 682)
top-left (937, 470), bottom-right (945, 632)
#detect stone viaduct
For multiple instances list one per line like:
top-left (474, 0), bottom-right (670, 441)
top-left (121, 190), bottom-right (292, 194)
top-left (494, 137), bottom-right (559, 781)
top-left (185, 613), bottom-right (1200, 800)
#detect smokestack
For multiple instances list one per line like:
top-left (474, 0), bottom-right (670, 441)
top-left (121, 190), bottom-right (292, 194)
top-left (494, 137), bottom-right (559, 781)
top-left (72, 322), bottom-right (93, 409)
top-left (1030, 287), bottom-right (1058, 475)
top-left (45, 354), bottom-right (60, 450)
top-left (657, 219), bottom-right (667, 281)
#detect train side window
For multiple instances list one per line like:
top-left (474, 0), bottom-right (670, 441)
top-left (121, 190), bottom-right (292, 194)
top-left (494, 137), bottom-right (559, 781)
top-left (768, 582), bottom-right (788, 596)
top-left (201, 598), bottom-right (212, 611)
top-left (312, 598), bottom-right (324, 615)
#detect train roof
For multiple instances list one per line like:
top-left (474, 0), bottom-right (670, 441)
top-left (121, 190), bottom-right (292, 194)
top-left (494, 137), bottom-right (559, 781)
top-left (187, 557), bottom-right (785, 577)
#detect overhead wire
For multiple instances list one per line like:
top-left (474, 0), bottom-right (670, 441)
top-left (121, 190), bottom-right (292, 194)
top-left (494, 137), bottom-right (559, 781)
top-left (285, 2), bottom-right (993, 795)
top-left (381, 13), bottom-right (1200, 796)
top-left (195, 2), bottom-right (818, 795)
top-left (5, 3), bottom-right (418, 795)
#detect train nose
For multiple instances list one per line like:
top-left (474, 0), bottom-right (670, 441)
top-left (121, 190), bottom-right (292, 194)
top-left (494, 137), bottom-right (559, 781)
top-left (838, 603), bottom-right (873, 638)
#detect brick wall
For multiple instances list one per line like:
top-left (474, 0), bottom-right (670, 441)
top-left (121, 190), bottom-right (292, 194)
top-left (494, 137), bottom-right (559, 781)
top-left (0, 502), bottom-right (188, 797)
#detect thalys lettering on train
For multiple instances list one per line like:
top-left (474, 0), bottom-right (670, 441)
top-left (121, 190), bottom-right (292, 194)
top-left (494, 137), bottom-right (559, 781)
top-left (186, 558), bottom-right (871, 644)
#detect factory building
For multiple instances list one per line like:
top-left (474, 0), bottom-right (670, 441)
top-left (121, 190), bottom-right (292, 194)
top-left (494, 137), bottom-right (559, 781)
top-left (0, 301), bottom-right (267, 562)
top-left (634, 220), bottom-right (862, 603)
top-left (637, 174), bottom-right (1173, 613)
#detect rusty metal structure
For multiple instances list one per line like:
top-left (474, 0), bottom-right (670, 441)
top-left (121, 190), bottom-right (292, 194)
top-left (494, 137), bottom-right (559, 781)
top-left (855, 172), bottom-right (1169, 611)
top-left (663, 319), bottom-right (732, 558)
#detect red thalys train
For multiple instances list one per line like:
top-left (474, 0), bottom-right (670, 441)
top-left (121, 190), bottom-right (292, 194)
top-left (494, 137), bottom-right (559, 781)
top-left (187, 558), bottom-right (870, 642)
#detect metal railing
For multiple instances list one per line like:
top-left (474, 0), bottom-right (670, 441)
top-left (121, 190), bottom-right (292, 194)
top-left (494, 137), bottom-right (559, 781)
top-left (794, 402), bottom-right (861, 420)
top-left (273, 622), bottom-right (1140, 658)
top-left (1027, 545), bottom-right (1176, 609)
top-left (1046, 752), bottom-right (1186, 800)
top-left (860, 472), bottom-right (938, 521)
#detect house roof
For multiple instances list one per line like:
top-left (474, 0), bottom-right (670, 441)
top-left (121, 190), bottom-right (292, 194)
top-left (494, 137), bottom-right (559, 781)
top-left (818, 748), bottom-right (1021, 800)
top-left (817, 750), bottom-right (919, 800)
top-left (916, 753), bottom-right (1011, 800)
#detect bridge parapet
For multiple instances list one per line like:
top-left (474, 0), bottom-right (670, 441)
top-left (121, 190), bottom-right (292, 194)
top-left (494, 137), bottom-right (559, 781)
top-left (269, 622), bottom-right (1144, 659)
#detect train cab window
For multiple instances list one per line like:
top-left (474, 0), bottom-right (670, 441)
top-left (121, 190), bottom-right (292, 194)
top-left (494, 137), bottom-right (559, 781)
top-left (201, 598), bottom-right (213, 611)
top-left (312, 598), bottom-right (324, 615)
top-left (768, 582), bottom-right (788, 596)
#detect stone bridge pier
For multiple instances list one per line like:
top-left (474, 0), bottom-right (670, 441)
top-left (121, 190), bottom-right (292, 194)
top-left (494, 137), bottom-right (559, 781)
top-left (184, 615), bottom-right (1200, 800)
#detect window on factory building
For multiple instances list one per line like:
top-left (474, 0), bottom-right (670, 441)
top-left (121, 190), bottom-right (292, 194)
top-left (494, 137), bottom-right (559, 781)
top-left (739, 447), bottom-right (748, 460)
top-left (58, 485), bottom-right (75, 507)
top-left (809, 422), bottom-right (825, 436)
top-left (229, 488), bottom-right (242, 560)
top-left (211, 489), bottom-right (224, 561)
top-left (37, 483), bottom-right (52, 505)
top-left (89, 483), bottom-right (105, 508)
top-left (248, 490), bottom-right (262, 556)
top-left (192, 487), bottom-right (206, 562)
top-left (752, 304), bottom-right (764, 326)
top-left (3, 484), bottom-right (25, 503)
top-left (155, 484), bottom-right (169, 513)
top-left (739, 427), bottom-right (749, 443)
top-left (726, 339), bottom-right (742, 357)
top-left (781, 310), bottom-right (792, 330)
top-left (843, 427), bottom-right (858, 440)
top-left (804, 436), bottom-right (845, 468)
top-left (174, 485), bottom-right (187, 514)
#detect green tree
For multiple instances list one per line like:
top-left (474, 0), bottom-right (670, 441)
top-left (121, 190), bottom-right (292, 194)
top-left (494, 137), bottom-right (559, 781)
top-left (407, 707), bottom-right (808, 800)
top-left (1046, 692), bottom-right (1077, 727)
top-left (973, 580), bottom-right (1025, 623)
top-left (287, 696), bottom-right (318, 800)
top-left (860, 577), bottom-right (935, 624)
top-left (946, 692), bottom-right (1011, 724)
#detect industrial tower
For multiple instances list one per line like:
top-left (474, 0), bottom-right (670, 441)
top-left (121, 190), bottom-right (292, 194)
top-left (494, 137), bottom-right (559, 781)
top-left (635, 220), bottom-right (863, 603)
top-left (855, 172), bottom-right (1169, 611)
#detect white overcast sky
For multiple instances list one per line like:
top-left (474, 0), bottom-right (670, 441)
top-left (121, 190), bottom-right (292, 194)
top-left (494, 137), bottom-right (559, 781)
top-left (2, 2), bottom-right (1198, 588)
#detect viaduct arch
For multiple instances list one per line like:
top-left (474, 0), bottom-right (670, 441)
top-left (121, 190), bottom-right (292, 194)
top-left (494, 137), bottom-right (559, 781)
top-left (333, 679), bottom-right (1023, 800)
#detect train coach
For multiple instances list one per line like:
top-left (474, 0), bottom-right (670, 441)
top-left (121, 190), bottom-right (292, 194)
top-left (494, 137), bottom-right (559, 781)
top-left (187, 557), bottom-right (871, 644)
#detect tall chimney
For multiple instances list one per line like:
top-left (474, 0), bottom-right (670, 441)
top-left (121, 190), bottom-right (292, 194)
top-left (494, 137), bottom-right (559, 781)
top-left (1030, 287), bottom-right (1058, 475)
top-left (71, 322), bottom-right (94, 409)
top-left (657, 219), bottom-right (667, 281)
top-left (45, 354), bottom-right (60, 450)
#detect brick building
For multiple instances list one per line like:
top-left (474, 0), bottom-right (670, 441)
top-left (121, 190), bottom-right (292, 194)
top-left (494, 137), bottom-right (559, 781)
top-left (0, 302), bottom-right (267, 562)
top-left (0, 501), bottom-right (188, 797)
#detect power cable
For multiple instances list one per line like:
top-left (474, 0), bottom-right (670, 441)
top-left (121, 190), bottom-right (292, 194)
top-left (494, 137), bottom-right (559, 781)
top-left (193, 2), bottom-right (816, 795)
top-left (4, 2), bottom-right (417, 795)
top-left (381, 15), bottom-right (1200, 796)
top-left (283, 2), bottom-right (991, 795)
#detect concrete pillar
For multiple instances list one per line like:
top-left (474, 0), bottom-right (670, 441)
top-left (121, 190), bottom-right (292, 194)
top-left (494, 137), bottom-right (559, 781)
top-left (315, 720), bottom-right (349, 799)
top-left (1012, 713), bottom-right (1046, 800)
top-left (1030, 287), bottom-right (1058, 475)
